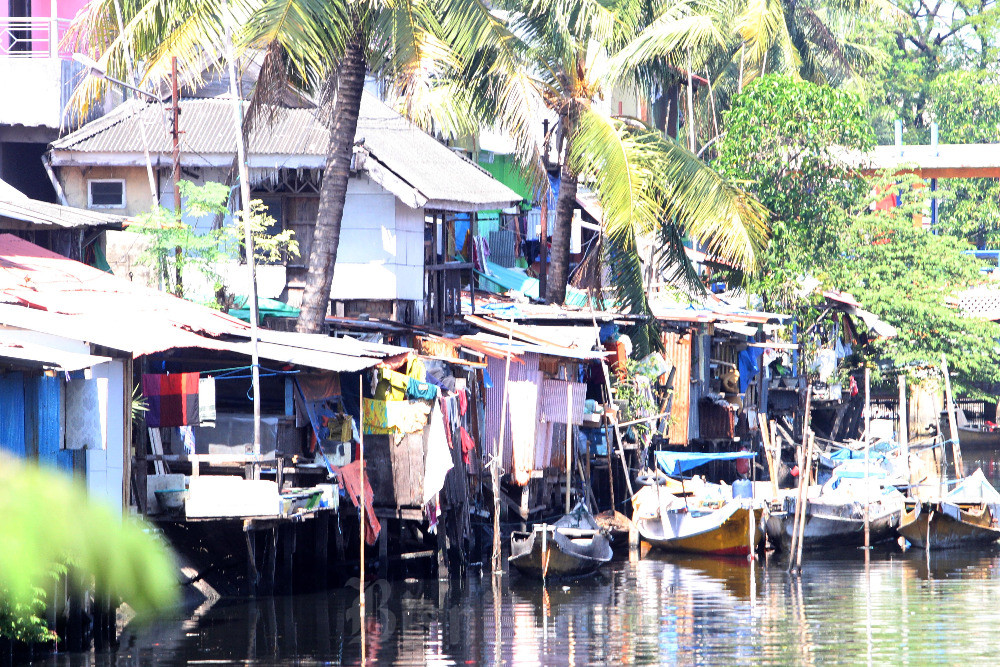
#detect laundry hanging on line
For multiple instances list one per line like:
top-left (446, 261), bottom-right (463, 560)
top-left (143, 372), bottom-right (200, 428)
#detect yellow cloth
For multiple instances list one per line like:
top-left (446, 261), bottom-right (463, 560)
top-left (374, 367), bottom-right (409, 401)
top-left (405, 356), bottom-right (427, 382)
top-left (363, 398), bottom-right (431, 434)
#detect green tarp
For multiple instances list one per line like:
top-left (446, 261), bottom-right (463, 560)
top-left (479, 261), bottom-right (592, 308)
top-left (229, 296), bottom-right (300, 324)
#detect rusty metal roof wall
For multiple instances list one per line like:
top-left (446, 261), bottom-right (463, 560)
top-left (51, 95), bottom-right (523, 209)
top-left (0, 178), bottom-right (126, 230)
top-left (0, 233), bottom-right (393, 369)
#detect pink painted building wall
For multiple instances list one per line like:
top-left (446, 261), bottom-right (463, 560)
top-left (1, 0), bottom-right (90, 56)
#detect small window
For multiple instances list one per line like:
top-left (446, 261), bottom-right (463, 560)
top-left (88, 179), bottom-right (126, 208)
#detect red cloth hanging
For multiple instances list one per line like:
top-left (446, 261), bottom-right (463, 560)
top-left (459, 426), bottom-right (476, 465)
top-left (335, 460), bottom-right (381, 545)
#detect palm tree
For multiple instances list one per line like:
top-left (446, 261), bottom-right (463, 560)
top-left (610, 0), bottom-right (896, 149)
top-left (479, 0), bottom-right (767, 317)
top-left (66, 0), bottom-right (521, 333)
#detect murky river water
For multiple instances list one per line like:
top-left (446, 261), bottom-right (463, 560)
top-left (33, 446), bottom-right (1000, 666)
top-left (39, 544), bottom-right (1000, 666)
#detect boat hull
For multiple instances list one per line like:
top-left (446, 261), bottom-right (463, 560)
top-left (637, 503), bottom-right (763, 556)
top-left (765, 498), bottom-right (902, 551)
top-left (898, 501), bottom-right (1000, 549)
top-left (509, 527), bottom-right (613, 579)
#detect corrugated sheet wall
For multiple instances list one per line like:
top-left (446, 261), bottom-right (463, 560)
top-left (485, 352), bottom-right (541, 473)
top-left (663, 331), bottom-right (693, 445)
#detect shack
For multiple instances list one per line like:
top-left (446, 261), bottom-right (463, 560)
top-left (46, 93), bottom-right (523, 326)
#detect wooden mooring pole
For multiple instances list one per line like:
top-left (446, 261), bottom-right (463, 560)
top-left (864, 367), bottom-right (871, 550)
top-left (492, 317), bottom-right (515, 574)
top-left (358, 375), bottom-right (366, 665)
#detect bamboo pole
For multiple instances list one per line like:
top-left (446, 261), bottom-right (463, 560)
top-left (358, 375), bottom-right (366, 663)
top-left (864, 367), bottom-right (871, 550)
top-left (758, 414), bottom-right (779, 500)
top-left (492, 318), bottom-right (515, 574)
top-left (941, 354), bottom-right (965, 479)
top-left (788, 387), bottom-right (812, 571)
top-left (795, 432), bottom-right (815, 570)
top-left (222, 6), bottom-right (261, 478)
top-left (566, 383), bottom-right (573, 514)
top-left (899, 374), bottom-right (909, 487)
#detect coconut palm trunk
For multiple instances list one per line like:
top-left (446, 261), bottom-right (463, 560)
top-left (546, 111), bottom-right (578, 304)
top-left (296, 34), bottom-right (367, 333)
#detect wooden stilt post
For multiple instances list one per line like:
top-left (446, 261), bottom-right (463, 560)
top-left (788, 387), bottom-right (812, 572)
top-left (358, 375), bottom-right (366, 665)
top-left (795, 432), bottom-right (815, 570)
top-left (758, 414), bottom-right (779, 500)
top-left (899, 374), bottom-right (910, 488)
top-left (492, 317), bottom-right (515, 574)
top-left (941, 354), bottom-right (965, 479)
top-left (566, 383), bottom-right (573, 514)
top-left (864, 367), bottom-right (871, 550)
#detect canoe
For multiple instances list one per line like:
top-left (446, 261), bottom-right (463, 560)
top-left (940, 421), bottom-right (1000, 448)
top-left (636, 501), bottom-right (763, 556)
top-left (509, 503), bottom-right (613, 579)
top-left (765, 492), bottom-right (903, 551)
top-left (509, 524), bottom-right (613, 579)
top-left (897, 501), bottom-right (1000, 549)
top-left (940, 407), bottom-right (1000, 448)
top-left (898, 468), bottom-right (1000, 549)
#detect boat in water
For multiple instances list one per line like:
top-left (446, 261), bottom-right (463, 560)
top-left (765, 476), bottom-right (905, 550)
top-left (898, 468), bottom-right (1000, 549)
top-left (940, 409), bottom-right (1000, 448)
top-left (633, 450), bottom-right (764, 557)
top-left (509, 503), bottom-right (613, 579)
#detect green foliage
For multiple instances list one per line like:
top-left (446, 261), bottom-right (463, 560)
top-left (717, 75), bottom-right (874, 308)
top-left (0, 586), bottom-right (57, 644)
top-left (132, 180), bottom-right (298, 307)
top-left (825, 174), bottom-right (1000, 394)
top-left (0, 457), bottom-right (179, 632)
top-left (924, 70), bottom-right (1000, 248)
top-left (719, 75), bottom-right (1000, 393)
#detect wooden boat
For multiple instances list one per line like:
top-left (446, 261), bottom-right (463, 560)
top-left (897, 469), bottom-right (1000, 549)
top-left (509, 504), bottom-right (613, 579)
top-left (636, 497), bottom-right (763, 556)
top-left (634, 450), bottom-right (764, 556)
top-left (898, 500), bottom-right (1000, 549)
top-left (765, 485), bottom-right (904, 551)
top-left (940, 418), bottom-right (1000, 448)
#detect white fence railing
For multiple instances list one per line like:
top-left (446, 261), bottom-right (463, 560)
top-left (0, 17), bottom-right (73, 58)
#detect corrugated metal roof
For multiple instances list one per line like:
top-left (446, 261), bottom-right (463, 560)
top-left (0, 178), bottom-right (126, 230)
top-left (0, 233), bottom-right (395, 370)
top-left (50, 95), bottom-right (523, 210)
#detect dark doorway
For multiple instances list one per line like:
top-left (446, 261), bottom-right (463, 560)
top-left (1, 142), bottom-right (57, 202)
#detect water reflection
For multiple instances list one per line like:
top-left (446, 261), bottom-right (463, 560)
top-left (40, 545), bottom-right (1000, 666)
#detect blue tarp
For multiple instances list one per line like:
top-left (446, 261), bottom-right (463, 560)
top-left (655, 450), bottom-right (757, 477)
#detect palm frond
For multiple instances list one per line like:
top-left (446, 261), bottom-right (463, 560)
top-left (571, 107), bottom-right (768, 275)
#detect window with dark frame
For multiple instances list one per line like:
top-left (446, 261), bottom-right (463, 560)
top-left (88, 180), bottom-right (126, 208)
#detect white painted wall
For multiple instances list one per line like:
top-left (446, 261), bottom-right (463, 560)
top-left (329, 175), bottom-right (426, 302)
top-left (0, 60), bottom-right (63, 128)
top-left (101, 166), bottom-right (427, 304)
top-left (84, 359), bottom-right (126, 516)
